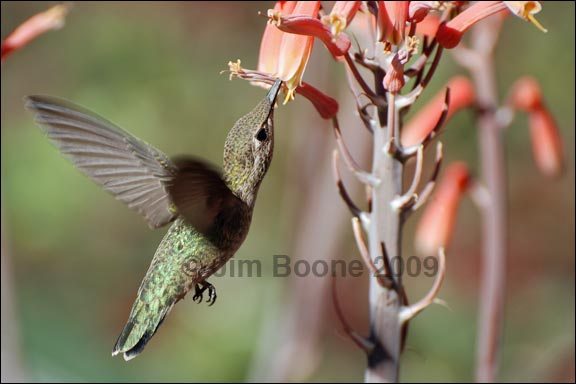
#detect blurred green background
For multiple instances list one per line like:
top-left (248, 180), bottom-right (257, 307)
top-left (1, 2), bottom-right (574, 382)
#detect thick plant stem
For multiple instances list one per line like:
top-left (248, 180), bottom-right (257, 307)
top-left (476, 108), bottom-right (507, 383)
top-left (466, 20), bottom-right (507, 383)
top-left (365, 103), bottom-right (403, 382)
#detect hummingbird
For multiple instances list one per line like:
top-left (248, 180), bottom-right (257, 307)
top-left (25, 78), bottom-right (283, 360)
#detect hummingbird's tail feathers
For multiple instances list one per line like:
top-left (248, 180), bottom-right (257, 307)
top-left (112, 301), bottom-right (174, 361)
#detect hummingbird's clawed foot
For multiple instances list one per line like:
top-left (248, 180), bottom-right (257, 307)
top-left (193, 281), bottom-right (217, 306)
top-left (206, 282), bottom-right (217, 306)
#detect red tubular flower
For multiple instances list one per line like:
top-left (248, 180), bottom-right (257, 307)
top-left (1, 4), bottom-right (71, 61)
top-left (259, 1), bottom-right (340, 118)
top-left (377, 2), bottom-right (393, 44)
top-left (296, 82), bottom-right (339, 119)
top-left (258, 1), bottom-right (297, 76)
top-left (414, 13), bottom-right (441, 38)
top-left (266, 1), bottom-right (320, 103)
top-left (436, 1), bottom-right (508, 49)
top-left (229, 1), bottom-right (339, 119)
top-left (436, 1), bottom-right (547, 49)
top-left (270, 7), bottom-right (351, 58)
top-left (378, 1), bottom-right (409, 45)
top-left (401, 76), bottom-right (476, 147)
top-left (389, 1), bottom-right (409, 40)
top-left (506, 77), bottom-right (563, 177)
top-left (415, 163), bottom-right (471, 255)
top-left (322, 1), bottom-right (361, 38)
top-left (529, 107), bottom-right (564, 178)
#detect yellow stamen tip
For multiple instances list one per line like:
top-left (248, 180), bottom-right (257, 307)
top-left (528, 14), bottom-right (548, 33)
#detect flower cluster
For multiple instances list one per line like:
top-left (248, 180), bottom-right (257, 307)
top-left (228, 1), bottom-right (546, 120)
top-left (228, 0), bottom-right (559, 267)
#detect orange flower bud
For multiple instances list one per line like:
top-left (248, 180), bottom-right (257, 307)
top-left (402, 76), bottom-right (475, 147)
top-left (1, 4), bottom-right (71, 61)
top-left (415, 163), bottom-right (471, 255)
top-left (507, 76), bottom-right (542, 112)
top-left (383, 49), bottom-right (409, 93)
top-left (529, 107), bottom-right (564, 177)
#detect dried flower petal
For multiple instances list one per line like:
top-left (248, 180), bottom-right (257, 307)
top-left (227, 59), bottom-right (278, 85)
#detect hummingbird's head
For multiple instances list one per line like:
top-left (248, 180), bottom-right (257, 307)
top-left (223, 79), bottom-right (282, 207)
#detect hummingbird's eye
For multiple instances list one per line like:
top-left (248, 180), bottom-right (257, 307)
top-left (255, 128), bottom-right (268, 142)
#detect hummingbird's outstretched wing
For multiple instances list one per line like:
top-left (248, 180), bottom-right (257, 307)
top-left (25, 95), bottom-right (177, 228)
top-left (168, 157), bottom-right (243, 234)
top-left (25, 95), bottom-right (243, 233)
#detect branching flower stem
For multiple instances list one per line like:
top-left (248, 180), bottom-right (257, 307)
top-left (364, 92), bottom-right (404, 382)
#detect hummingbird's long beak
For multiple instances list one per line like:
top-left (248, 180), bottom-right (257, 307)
top-left (266, 78), bottom-right (283, 105)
